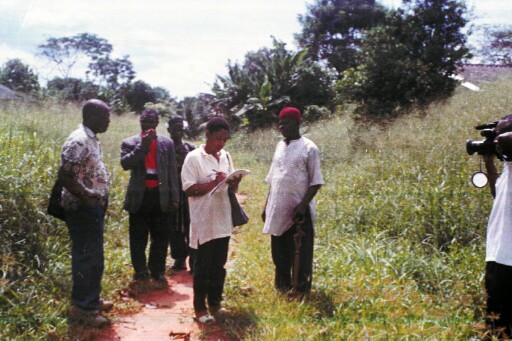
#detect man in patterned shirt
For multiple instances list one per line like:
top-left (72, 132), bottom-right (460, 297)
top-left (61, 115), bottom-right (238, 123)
top-left (58, 99), bottom-right (112, 327)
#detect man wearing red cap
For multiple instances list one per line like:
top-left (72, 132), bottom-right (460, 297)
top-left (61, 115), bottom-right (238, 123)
top-left (262, 106), bottom-right (324, 296)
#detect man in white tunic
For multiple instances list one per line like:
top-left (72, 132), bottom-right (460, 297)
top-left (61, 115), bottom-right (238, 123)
top-left (483, 115), bottom-right (512, 338)
top-left (263, 107), bottom-right (324, 295)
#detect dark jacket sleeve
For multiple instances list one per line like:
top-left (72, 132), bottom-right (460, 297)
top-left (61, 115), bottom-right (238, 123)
top-left (167, 140), bottom-right (180, 202)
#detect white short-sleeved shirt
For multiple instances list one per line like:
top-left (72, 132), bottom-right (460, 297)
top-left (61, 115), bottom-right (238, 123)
top-left (486, 162), bottom-right (512, 266)
top-left (263, 136), bottom-right (324, 236)
top-left (181, 145), bottom-right (233, 249)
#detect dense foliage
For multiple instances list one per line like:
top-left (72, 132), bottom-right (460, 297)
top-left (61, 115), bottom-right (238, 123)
top-left (213, 39), bottom-right (335, 129)
top-left (337, 0), bottom-right (471, 116)
top-left (0, 59), bottom-right (40, 95)
top-left (296, 0), bottom-right (387, 74)
top-left (125, 80), bottom-right (158, 113)
top-left (38, 33), bottom-right (135, 111)
top-left (46, 77), bottom-right (99, 102)
top-left (478, 25), bottom-right (512, 65)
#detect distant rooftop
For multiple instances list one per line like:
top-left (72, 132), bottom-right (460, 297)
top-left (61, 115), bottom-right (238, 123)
top-left (461, 64), bottom-right (512, 83)
top-left (0, 84), bottom-right (23, 100)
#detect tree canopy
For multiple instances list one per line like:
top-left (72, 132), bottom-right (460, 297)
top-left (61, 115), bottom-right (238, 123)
top-left (38, 33), bottom-right (112, 79)
top-left (38, 33), bottom-right (135, 110)
top-left (337, 0), bottom-right (470, 117)
top-left (0, 59), bottom-right (40, 95)
top-left (296, 0), bottom-right (387, 74)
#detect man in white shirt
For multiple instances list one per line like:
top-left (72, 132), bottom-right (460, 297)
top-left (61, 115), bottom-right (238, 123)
top-left (263, 107), bottom-right (324, 296)
top-left (483, 115), bottom-right (512, 338)
top-left (181, 117), bottom-right (242, 324)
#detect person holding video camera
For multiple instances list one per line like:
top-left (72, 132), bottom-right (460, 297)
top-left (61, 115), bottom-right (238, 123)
top-left (121, 108), bottom-right (179, 289)
top-left (482, 115), bottom-right (512, 337)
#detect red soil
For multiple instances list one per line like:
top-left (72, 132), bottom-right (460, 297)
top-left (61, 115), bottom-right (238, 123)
top-left (99, 269), bottom-right (231, 341)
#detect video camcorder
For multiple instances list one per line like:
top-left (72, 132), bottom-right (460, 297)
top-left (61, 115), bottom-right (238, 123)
top-left (466, 121), bottom-right (502, 160)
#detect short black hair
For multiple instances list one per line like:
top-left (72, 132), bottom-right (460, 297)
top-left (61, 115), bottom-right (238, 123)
top-left (168, 116), bottom-right (184, 126)
top-left (141, 108), bottom-right (159, 118)
top-left (82, 99), bottom-right (109, 121)
top-left (206, 116), bottom-right (230, 133)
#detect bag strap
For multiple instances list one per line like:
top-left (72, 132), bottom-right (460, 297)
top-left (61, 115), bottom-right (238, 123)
top-left (226, 152), bottom-right (233, 173)
top-left (225, 153), bottom-right (235, 194)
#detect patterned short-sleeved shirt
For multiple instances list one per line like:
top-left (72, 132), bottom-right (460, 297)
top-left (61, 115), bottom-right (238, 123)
top-left (60, 124), bottom-right (110, 209)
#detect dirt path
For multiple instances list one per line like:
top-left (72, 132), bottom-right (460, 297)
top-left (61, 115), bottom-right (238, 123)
top-left (99, 268), bottom-right (231, 341)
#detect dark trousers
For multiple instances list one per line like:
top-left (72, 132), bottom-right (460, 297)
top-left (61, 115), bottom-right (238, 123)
top-left (129, 188), bottom-right (170, 279)
top-left (485, 261), bottom-right (512, 337)
top-left (169, 227), bottom-right (189, 261)
top-left (271, 210), bottom-right (314, 294)
top-left (193, 237), bottom-right (230, 313)
top-left (169, 228), bottom-right (195, 270)
top-left (65, 206), bottom-right (105, 311)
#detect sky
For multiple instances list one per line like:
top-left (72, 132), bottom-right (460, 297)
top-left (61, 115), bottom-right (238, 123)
top-left (0, 0), bottom-right (511, 99)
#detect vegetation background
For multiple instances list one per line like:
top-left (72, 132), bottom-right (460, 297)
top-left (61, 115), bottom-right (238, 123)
top-left (1, 68), bottom-right (511, 339)
top-left (2, 0), bottom-right (512, 339)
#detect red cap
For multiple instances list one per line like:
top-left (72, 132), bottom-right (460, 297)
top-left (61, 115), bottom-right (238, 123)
top-left (279, 107), bottom-right (301, 122)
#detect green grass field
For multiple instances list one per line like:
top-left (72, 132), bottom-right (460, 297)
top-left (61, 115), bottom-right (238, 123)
top-left (1, 75), bottom-right (512, 339)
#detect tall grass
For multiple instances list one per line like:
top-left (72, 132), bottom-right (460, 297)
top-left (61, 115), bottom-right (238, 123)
top-left (223, 80), bottom-right (512, 339)
top-left (0, 77), bottom-right (511, 339)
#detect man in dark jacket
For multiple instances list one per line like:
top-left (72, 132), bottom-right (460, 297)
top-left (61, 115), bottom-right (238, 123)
top-left (121, 108), bottom-right (179, 288)
top-left (167, 116), bottom-right (196, 271)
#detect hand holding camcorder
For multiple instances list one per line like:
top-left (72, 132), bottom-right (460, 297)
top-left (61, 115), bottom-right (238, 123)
top-left (466, 121), bottom-right (502, 160)
top-left (466, 121), bottom-right (501, 188)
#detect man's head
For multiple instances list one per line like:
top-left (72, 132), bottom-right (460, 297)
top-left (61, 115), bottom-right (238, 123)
top-left (167, 116), bottom-right (185, 141)
top-left (82, 99), bottom-right (110, 134)
top-left (140, 108), bottom-right (159, 131)
top-left (205, 117), bottom-right (230, 155)
top-left (278, 107), bottom-right (301, 141)
top-left (279, 107), bottom-right (301, 123)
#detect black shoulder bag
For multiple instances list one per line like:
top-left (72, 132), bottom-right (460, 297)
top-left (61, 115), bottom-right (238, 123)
top-left (226, 154), bottom-right (249, 227)
top-left (47, 178), bottom-right (66, 221)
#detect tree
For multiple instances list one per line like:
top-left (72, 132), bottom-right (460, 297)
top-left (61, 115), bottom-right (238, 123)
top-left (87, 55), bottom-right (136, 111)
top-left (125, 80), bottom-right (157, 112)
top-left (0, 59), bottom-right (40, 95)
top-left (478, 25), bottom-right (512, 65)
top-left (213, 39), bottom-right (335, 129)
top-left (337, 0), bottom-right (470, 117)
top-left (46, 77), bottom-right (99, 102)
top-left (176, 94), bottom-right (216, 138)
top-left (38, 33), bottom-right (136, 110)
top-left (38, 33), bottom-right (112, 79)
top-left (152, 87), bottom-right (171, 102)
top-left (296, 0), bottom-right (387, 74)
